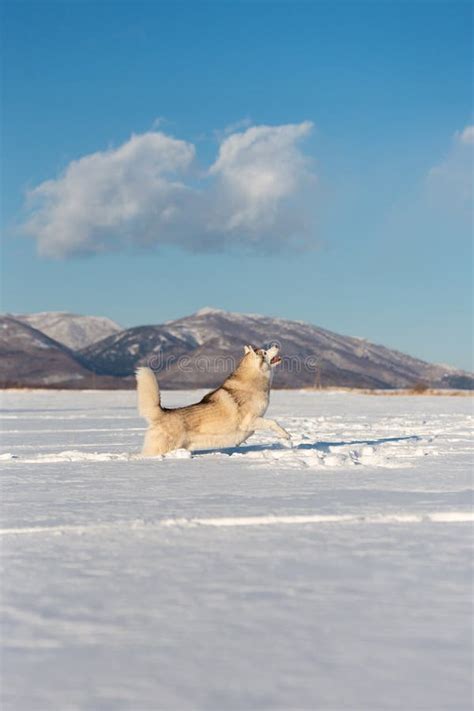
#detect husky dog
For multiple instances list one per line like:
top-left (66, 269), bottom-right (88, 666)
top-left (136, 344), bottom-right (291, 456)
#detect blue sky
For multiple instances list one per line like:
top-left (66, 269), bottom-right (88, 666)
top-left (2, 0), bottom-right (472, 369)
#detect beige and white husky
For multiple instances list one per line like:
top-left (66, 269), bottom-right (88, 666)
top-left (136, 344), bottom-right (291, 456)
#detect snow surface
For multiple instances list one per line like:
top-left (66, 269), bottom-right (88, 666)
top-left (1, 389), bottom-right (473, 711)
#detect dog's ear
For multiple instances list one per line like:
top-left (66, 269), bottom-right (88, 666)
top-left (244, 345), bottom-right (255, 354)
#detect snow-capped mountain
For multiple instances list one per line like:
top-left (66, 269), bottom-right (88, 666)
top-left (0, 317), bottom-right (127, 389)
top-left (14, 312), bottom-right (122, 350)
top-left (78, 308), bottom-right (473, 390)
top-left (2, 307), bottom-right (471, 389)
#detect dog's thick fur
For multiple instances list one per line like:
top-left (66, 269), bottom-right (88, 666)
top-left (136, 344), bottom-right (291, 456)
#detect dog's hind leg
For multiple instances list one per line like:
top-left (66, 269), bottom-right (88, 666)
top-left (142, 427), bottom-right (176, 456)
top-left (253, 417), bottom-right (292, 442)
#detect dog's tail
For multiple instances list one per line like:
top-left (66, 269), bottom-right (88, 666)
top-left (136, 367), bottom-right (163, 423)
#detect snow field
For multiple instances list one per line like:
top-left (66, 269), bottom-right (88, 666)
top-left (1, 389), bottom-right (473, 710)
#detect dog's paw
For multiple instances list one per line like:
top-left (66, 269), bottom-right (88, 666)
top-left (164, 448), bottom-right (192, 459)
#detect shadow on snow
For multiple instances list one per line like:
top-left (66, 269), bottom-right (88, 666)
top-left (196, 435), bottom-right (422, 457)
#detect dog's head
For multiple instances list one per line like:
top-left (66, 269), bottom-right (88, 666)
top-left (243, 344), bottom-right (282, 374)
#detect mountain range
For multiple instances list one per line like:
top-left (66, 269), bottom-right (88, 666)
top-left (0, 316), bottom-right (123, 389)
top-left (14, 312), bottom-right (122, 349)
top-left (1, 308), bottom-right (472, 390)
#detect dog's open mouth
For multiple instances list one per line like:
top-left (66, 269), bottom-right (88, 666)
top-left (270, 355), bottom-right (282, 366)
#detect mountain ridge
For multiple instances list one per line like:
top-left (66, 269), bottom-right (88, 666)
top-left (78, 308), bottom-right (473, 390)
top-left (1, 308), bottom-right (472, 390)
top-left (0, 316), bottom-right (127, 389)
top-left (13, 311), bottom-right (122, 350)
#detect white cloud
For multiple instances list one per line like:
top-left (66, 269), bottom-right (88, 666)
top-left (457, 125), bottom-right (474, 145)
top-left (21, 122), bottom-right (315, 258)
top-left (23, 132), bottom-right (196, 257)
top-left (209, 122), bottom-right (314, 245)
top-left (427, 125), bottom-right (473, 209)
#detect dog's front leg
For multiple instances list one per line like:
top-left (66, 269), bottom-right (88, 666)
top-left (253, 417), bottom-right (292, 442)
